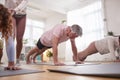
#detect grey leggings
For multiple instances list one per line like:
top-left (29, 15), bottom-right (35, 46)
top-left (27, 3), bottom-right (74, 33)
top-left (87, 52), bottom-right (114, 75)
top-left (6, 36), bottom-right (15, 62)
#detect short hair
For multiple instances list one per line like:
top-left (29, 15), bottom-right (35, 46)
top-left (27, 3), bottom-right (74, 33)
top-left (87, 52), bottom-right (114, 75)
top-left (71, 24), bottom-right (82, 36)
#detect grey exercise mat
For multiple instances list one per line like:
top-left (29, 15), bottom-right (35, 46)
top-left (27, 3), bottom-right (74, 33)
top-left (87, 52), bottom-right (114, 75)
top-left (48, 63), bottom-right (120, 78)
top-left (36, 62), bottom-right (100, 66)
top-left (0, 67), bottom-right (44, 77)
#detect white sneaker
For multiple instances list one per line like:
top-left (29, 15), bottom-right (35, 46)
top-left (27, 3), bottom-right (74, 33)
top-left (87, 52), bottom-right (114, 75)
top-left (16, 59), bottom-right (21, 66)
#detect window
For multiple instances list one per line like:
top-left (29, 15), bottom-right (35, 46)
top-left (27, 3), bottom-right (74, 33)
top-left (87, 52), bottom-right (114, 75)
top-left (23, 19), bottom-right (44, 46)
top-left (65, 1), bottom-right (104, 61)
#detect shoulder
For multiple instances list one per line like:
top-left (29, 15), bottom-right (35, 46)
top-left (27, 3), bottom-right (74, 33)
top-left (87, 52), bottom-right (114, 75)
top-left (54, 24), bottom-right (67, 27)
top-left (53, 24), bottom-right (68, 30)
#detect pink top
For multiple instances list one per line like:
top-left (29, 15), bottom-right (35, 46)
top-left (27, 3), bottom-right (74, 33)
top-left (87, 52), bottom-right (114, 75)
top-left (40, 24), bottom-right (69, 47)
top-left (5, 0), bottom-right (28, 15)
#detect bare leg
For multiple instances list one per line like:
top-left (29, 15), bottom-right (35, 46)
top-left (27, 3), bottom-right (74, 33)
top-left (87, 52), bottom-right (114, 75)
top-left (78, 42), bottom-right (98, 61)
top-left (32, 53), bottom-right (39, 63)
top-left (0, 49), bottom-right (3, 64)
top-left (16, 16), bottom-right (26, 62)
top-left (32, 48), bottom-right (48, 63)
top-left (41, 54), bottom-right (45, 62)
top-left (26, 47), bottom-right (39, 64)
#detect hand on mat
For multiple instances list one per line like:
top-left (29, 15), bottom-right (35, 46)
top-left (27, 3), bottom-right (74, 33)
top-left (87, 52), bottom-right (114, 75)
top-left (75, 61), bottom-right (83, 64)
top-left (54, 62), bottom-right (65, 66)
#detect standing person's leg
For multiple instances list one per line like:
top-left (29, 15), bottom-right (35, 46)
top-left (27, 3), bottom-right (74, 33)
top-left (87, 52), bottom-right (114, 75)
top-left (16, 15), bottom-right (26, 64)
top-left (0, 49), bottom-right (3, 64)
top-left (0, 39), bottom-right (3, 64)
top-left (77, 42), bottom-right (98, 61)
top-left (5, 36), bottom-right (21, 70)
top-left (6, 36), bottom-right (15, 66)
top-left (4, 17), bottom-right (20, 70)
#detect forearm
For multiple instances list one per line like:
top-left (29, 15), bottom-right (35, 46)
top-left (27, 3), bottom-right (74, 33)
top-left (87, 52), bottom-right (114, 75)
top-left (72, 48), bottom-right (78, 61)
top-left (70, 39), bottom-right (78, 61)
top-left (53, 47), bottom-right (58, 63)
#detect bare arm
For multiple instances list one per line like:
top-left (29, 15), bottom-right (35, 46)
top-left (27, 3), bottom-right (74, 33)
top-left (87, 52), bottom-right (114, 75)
top-left (52, 36), bottom-right (59, 64)
top-left (70, 39), bottom-right (78, 61)
top-left (52, 36), bottom-right (65, 65)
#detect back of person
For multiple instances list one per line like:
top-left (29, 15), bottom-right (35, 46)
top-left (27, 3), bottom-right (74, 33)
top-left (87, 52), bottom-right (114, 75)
top-left (95, 36), bottom-right (119, 54)
top-left (40, 24), bottom-right (69, 47)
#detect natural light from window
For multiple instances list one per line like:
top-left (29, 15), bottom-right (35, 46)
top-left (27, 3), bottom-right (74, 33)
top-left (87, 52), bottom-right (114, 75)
top-left (23, 19), bottom-right (44, 46)
top-left (65, 0), bottom-right (104, 61)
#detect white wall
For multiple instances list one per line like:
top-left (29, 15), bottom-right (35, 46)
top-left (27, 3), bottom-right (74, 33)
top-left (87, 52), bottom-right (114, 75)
top-left (65, 0), bottom-right (120, 62)
top-left (45, 13), bottom-right (67, 60)
top-left (104, 0), bottom-right (120, 35)
top-left (45, 13), bottom-right (66, 31)
top-left (0, 0), bottom-right (4, 4)
top-left (86, 0), bottom-right (120, 61)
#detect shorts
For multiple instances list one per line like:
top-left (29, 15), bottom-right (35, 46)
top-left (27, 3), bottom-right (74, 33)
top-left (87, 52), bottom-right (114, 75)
top-left (36, 39), bottom-right (51, 49)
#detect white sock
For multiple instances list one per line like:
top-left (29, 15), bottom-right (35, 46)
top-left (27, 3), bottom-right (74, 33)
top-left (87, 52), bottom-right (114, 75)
top-left (16, 59), bottom-right (20, 63)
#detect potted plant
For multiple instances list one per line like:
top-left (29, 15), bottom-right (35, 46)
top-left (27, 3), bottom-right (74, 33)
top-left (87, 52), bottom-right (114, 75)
top-left (107, 31), bottom-right (114, 36)
top-left (23, 39), bottom-right (28, 44)
top-left (61, 20), bottom-right (67, 24)
top-left (33, 40), bottom-right (37, 44)
top-left (46, 50), bottom-right (53, 61)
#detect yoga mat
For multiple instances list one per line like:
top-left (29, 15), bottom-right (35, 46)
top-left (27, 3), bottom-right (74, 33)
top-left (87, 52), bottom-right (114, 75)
top-left (0, 67), bottom-right (45, 77)
top-left (48, 63), bottom-right (120, 78)
top-left (35, 62), bottom-right (100, 66)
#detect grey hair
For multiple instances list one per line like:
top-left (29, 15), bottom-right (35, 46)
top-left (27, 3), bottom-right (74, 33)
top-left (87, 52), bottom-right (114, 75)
top-left (71, 24), bottom-right (82, 36)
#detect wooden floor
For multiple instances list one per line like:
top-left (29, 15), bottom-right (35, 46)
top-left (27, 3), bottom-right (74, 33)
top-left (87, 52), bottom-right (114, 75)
top-left (0, 62), bottom-right (120, 80)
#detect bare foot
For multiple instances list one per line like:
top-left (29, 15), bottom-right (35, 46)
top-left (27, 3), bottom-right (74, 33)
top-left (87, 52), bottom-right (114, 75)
top-left (4, 66), bottom-right (21, 70)
top-left (33, 59), bottom-right (36, 64)
top-left (5, 62), bottom-right (21, 70)
top-left (26, 56), bottom-right (31, 64)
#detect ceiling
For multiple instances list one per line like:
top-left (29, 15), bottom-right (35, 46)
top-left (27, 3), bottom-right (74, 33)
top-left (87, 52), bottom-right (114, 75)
top-left (27, 0), bottom-right (98, 19)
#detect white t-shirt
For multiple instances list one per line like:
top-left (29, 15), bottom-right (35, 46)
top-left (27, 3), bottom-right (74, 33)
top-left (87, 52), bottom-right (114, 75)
top-left (95, 36), bottom-right (119, 55)
top-left (5, 0), bottom-right (28, 15)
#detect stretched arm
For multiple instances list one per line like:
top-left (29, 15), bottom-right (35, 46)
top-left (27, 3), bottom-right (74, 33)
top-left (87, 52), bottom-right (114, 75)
top-left (70, 39), bottom-right (78, 61)
top-left (52, 36), bottom-right (64, 65)
top-left (52, 36), bottom-right (59, 64)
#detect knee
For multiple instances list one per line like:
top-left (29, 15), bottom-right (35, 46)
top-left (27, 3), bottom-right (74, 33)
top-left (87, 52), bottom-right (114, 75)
top-left (17, 37), bottom-right (23, 41)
